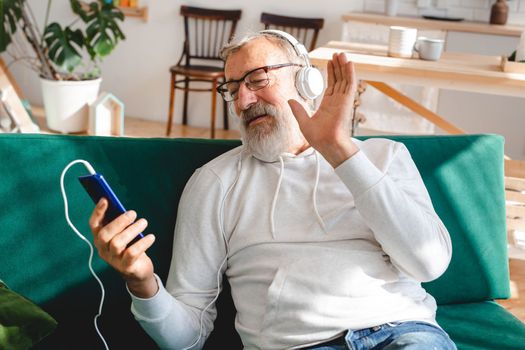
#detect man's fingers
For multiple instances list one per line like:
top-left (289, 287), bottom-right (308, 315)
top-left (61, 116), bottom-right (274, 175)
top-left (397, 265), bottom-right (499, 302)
top-left (97, 210), bottom-right (137, 245)
top-left (344, 60), bottom-right (356, 95)
top-left (338, 52), bottom-right (348, 64)
top-left (288, 99), bottom-right (310, 128)
top-left (335, 52), bottom-right (349, 94)
top-left (332, 53), bottom-right (343, 84)
top-left (122, 234), bottom-right (156, 267)
top-left (89, 198), bottom-right (108, 232)
top-left (326, 60), bottom-right (335, 96)
top-left (108, 218), bottom-right (148, 256)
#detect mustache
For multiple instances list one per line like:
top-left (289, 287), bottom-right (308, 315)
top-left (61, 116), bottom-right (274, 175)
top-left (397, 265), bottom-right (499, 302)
top-left (240, 103), bottom-right (278, 124)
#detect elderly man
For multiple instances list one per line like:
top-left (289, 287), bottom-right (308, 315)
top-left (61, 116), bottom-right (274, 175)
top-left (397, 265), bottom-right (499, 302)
top-left (89, 30), bottom-right (456, 350)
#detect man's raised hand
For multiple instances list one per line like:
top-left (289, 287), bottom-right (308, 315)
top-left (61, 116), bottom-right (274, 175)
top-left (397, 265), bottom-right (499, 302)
top-left (288, 52), bottom-right (359, 167)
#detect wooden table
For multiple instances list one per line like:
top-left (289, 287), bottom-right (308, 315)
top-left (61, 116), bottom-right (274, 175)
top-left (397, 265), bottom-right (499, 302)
top-left (309, 41), bottom-right (525, 134)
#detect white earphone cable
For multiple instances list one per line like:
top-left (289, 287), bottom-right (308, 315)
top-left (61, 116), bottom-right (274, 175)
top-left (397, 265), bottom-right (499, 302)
top-left (182, 255), bottom-right (227, 350)
top-left (60, 159), bottom-right (109, 350)
top-left (61, 159), bottom-right (231, 350)
top-left (181, 152), bottom-right (242, 350)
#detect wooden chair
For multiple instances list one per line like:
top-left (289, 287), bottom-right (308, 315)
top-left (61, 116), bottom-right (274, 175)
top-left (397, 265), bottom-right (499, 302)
top-left (167, 6), bottom-right (241, 138)
top-left (260, 12), bottom-right (324, 52)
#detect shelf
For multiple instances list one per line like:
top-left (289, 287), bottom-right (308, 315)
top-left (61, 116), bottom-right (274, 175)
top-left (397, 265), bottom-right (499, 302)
top-left (343, 12), bottom-right (525, 37)
top-left (118, 6), bottom-right (148, 22)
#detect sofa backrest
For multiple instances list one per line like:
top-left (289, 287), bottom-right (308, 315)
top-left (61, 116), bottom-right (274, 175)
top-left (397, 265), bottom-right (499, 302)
top-left (0, 134), bottom-right (508, 349)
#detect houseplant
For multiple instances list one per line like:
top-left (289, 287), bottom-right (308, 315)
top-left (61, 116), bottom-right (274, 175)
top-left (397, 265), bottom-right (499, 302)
top-left (0, 0), bottom-right (126, 132)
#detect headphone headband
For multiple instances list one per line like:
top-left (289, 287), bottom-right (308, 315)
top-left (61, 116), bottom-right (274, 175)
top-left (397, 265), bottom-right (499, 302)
top-left (259, 29), bottom-right (311, 67)
top-left (258, 29), bottom-right (324, 100)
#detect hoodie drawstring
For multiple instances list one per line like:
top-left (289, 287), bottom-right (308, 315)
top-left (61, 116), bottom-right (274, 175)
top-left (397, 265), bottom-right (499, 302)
top-left (220, 149), bottom-right (244, 254)
top-left (269, 155), bottom-right (284, 239)
top-left (313, 151), bottom-right (327, 233)
top-left (269, 151), bottom-right (327, 238)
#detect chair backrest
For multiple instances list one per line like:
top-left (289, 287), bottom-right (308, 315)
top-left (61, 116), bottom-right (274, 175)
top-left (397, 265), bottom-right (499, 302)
top-left (180, 6), bottom-right (242, 64)
top-left (260, 12), bottom-right (324, 52)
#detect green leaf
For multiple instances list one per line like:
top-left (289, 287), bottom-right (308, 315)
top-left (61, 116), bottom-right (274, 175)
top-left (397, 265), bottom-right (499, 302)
top-left (509, 50), bottom-right (516, 62)
top-left (43, 23), bottom-right (85, 73)
top-left (2, 1), bottom-right (125, 78)
top-left (0, 283), bottom-right (58, 349)
top-left (0, 1), bottom-right (6, 51)
top-left (84, 2), bottom-right (125, 59)
top-left (70, 0), bottom-right (86, 21)
top-left (0, 0), bottom-right (24, 52)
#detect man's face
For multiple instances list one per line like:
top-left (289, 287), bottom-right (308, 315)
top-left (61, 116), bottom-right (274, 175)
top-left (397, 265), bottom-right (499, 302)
top-left (224, 38), bottom-right (307, 160)
top-left (225, 38), bottom-right (300, 119)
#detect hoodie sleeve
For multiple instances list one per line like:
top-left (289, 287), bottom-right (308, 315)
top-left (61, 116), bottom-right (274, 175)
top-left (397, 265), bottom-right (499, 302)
top-left (129, 167), bottom-right (228, 349)
top-left (334, 142), bottom-right (452, 282)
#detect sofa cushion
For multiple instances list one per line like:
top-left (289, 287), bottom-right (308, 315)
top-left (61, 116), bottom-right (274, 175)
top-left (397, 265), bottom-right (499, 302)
top-left (437, 301), bottom-right (525, 350)
top-left (375, 135), bottom-right (509, 304)
top-left (0, 135), bottom-right (238, 349)
top-left (0, 133), bottom-right (513, 349)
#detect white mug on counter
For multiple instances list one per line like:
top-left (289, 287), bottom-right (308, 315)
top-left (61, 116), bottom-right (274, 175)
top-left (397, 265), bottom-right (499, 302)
top-left (388, 26), bottom-right (418, 58)
top-left (414, 37), bottom-right (445, 61)
top-left (385, 0), bottom-right (398, 17)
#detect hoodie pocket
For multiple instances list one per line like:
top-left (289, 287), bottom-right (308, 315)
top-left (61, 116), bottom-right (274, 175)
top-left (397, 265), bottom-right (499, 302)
top-left (258, 251), bottom-right (400, 348)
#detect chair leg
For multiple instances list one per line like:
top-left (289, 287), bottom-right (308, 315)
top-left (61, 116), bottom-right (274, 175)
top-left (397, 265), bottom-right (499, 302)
top-left (222, 97), bottom-right (229, 130)
top-left (211, 79), bottom-right (218, 139)
top-left (167, 73), bottom-right (176, 136)
top-left (182, 78), bottom-right (189, 125)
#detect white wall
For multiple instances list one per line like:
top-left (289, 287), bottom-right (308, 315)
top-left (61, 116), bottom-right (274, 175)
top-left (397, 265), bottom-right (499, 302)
top-left (438, 31), bottom-right (525, 160)
top-left (6, 0), bottom-right (361, 128)
top-left (4, 0), bottom-right (525, 158)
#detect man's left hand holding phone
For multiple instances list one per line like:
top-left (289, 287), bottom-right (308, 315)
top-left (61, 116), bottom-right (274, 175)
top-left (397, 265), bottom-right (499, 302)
top-left (80, 174), bottom-right (159, 298)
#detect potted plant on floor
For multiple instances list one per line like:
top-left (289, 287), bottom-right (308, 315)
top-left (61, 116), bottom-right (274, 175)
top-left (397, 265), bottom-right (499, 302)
top-left (0, 0), bottom-right (125, 133)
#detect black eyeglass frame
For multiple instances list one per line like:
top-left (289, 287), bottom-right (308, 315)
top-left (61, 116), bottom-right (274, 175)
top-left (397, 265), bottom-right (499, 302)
top-left (217, 63), bottom-right (303, 101)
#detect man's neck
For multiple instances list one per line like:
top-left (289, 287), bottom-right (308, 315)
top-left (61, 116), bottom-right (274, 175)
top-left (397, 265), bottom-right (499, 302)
top-left (288, 140), bottom-right (311, 155)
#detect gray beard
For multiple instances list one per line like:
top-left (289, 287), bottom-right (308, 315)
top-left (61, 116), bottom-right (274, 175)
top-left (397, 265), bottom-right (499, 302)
top-left (239, 102), bottom-right (301, 162)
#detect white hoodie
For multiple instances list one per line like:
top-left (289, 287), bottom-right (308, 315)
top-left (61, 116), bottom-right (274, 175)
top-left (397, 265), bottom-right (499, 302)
top-left (129, 138), bottom-right (452, 350)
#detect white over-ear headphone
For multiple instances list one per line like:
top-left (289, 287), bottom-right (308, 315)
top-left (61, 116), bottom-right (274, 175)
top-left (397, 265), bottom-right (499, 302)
top-left (260, 29), bottom-right (324, 100)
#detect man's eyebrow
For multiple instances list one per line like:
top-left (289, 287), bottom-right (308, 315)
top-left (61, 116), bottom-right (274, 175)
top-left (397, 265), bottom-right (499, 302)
top-left (224, 70), bottom-right (239, 82)
top-left (224, 70), bottom-right (246, 83)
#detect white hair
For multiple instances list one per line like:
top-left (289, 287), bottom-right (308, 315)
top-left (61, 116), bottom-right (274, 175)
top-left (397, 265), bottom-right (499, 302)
top-left (220, 31), bottom-right (303, 65)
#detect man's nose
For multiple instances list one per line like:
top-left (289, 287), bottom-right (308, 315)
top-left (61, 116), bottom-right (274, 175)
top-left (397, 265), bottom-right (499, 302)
top-left (236, 82), bottom-right (258, 111)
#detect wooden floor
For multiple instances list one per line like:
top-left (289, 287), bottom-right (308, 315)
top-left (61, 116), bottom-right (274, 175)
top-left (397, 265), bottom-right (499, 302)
top-left (34, 114), bottom-right (525, 323)
top-left (33, 112), bottom-right (241, 140)
top-left (123, 115), bottom-right (241, 140)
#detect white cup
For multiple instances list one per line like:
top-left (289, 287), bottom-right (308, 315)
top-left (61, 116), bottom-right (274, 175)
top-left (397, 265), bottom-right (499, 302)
top-left (414, 37), bottom-right (445, 61)
top-left (388, 26), bottom-right (417, 58)
top-left (385, 0), bottom-right (398, 17)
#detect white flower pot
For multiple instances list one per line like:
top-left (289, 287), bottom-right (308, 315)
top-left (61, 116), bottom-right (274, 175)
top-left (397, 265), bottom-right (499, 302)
top-left (40, 77), bottom-right (102, 133)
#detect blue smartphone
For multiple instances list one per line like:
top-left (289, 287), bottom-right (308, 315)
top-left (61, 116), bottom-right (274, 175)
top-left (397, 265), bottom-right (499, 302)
top-left (78, 174), bottom-right (144, 245)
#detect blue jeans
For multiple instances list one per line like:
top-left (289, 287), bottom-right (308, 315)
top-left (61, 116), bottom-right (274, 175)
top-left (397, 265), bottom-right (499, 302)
top-left (304, 322), bottom-right (457, 350)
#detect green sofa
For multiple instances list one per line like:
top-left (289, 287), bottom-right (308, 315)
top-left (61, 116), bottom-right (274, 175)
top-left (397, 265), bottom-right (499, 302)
top-left (1, 133), bottom-right (524, 349)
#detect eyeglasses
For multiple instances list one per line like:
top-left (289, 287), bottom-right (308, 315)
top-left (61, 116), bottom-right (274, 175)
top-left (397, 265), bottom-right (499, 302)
top-left (217, 63), bottom-right (303, 102)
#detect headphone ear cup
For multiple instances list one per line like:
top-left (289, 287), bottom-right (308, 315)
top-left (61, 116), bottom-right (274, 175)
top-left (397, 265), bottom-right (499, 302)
top-left (296, 66), bottom-right (325, 100)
